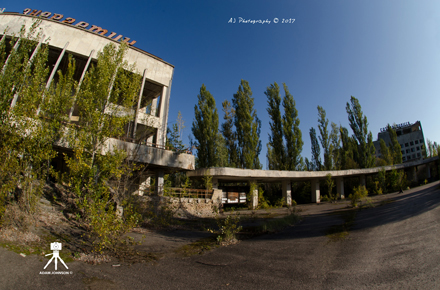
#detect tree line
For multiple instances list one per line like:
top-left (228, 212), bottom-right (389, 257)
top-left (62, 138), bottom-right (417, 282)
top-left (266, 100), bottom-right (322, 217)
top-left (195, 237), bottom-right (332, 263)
top-left (190, 82), bottom-right (412, 172)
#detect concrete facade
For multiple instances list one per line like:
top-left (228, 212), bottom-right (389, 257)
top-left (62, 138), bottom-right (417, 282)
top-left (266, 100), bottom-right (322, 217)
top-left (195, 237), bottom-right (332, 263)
top-left (0, 12), bottom-right (195, 191)
top-left (374, 121), bottom-right (425, 163)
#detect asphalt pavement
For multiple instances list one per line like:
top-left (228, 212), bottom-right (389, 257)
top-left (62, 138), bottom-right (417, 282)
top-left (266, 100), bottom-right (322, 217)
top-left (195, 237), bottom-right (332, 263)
top-left (1, 182), bottom-right (439, 289)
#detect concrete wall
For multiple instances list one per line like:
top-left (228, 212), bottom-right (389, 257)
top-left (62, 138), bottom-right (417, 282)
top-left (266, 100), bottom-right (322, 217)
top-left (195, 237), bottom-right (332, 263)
top-left (0, 14), bottom-right (173, 86)
top-left (137, 189), bottom-right (222, 218)
top-left (104, 138), bottom-right (195, 170)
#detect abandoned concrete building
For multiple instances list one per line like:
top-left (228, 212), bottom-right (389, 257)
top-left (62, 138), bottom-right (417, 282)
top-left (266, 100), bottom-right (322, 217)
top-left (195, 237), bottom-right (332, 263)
top-left (0, 9), bottom-right (195, 194)
top-left (374, 121), bottom-right (426, 163)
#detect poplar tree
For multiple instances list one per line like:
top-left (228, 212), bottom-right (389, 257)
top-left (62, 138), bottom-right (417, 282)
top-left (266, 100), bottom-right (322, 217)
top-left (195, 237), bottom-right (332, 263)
top-left (310, 127), bottom-right (321, 171)
top-left (282, 83), bottom-right (303, 171)
top-left (379, 139), bottom-right (392, 165)
top-left (192, 84), bottom-right (219, 168)
top-left (65, 43), bottom-right (142, 252)
top-left (317, 106), bottom-right (331, 170)
top-left (221, 100), bottom-right (239, 167)
top-left (345, 96), bottom-right (375, 168)
top-left (0, 22), bottom-right (76, 216)
top-left (340, 126), bottom-right (359, 169)
top-left (330, 122), bottom-right (341, 170)
top-left (266, 82), bottom-right (285, 170)
top-left (387, 124), bottom-right (402, 164)
top-left (232, 80), bottom-right (261, 169)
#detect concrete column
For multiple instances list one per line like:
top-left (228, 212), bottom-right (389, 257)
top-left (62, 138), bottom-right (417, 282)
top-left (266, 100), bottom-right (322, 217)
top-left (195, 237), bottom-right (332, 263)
top-left (138, 176), bottom-right (151, 196)
top-left (157, 76), bottom-right (173, 147)
top-left (311, 180), bottom-right (320, 203)
top-left (1, 38), bottom-right (21, 74)
top-left (11, 35), bottom-right (46, 108)
top-left (147, 135), bottom-right (154, 146)
top-left (282, 180), bottom-right (292, 206)
top-left (212, 178), bottom-right (219, 189)
top-left (133, 69), bottom-right (147, 139)
top-left (69, 49), bottom-right (95, 119)
top-left (157, 170), bottom-right (164, 196)
top-left (249, 181), bottom-right (258, 209)
top-left (37, 41), bottom-right (69, 115)
top-left (359, 175), bottom-right (366, 187)
top-left (336, 177), bottom-right (345, 199)
top-left (151, 98), bottom-right (157, 116)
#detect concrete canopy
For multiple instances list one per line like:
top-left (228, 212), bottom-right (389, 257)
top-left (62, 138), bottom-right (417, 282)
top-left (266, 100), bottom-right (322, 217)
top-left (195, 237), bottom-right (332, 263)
top-left (187, 157), bottom-right (438, 183)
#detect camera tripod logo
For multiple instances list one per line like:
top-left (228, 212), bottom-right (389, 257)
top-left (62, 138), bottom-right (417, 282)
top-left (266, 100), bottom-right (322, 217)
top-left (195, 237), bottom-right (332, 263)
top-left (44, 242), bottom-right (68, 271)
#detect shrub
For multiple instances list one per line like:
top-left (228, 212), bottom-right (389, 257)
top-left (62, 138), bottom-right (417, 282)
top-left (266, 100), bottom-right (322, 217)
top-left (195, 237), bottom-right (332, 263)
top-left (348, 185), bottom-right (369, 207)
top-left (320, 195), bottom-right (330, 202)
top-left (373, 181), bottom-right (383, 195)
top-left (209, 214), bottom-right (242, 245)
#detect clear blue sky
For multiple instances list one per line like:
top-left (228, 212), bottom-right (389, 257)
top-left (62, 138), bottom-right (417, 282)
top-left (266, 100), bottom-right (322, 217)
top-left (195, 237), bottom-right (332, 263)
top-left (6, 1), bottom-right (440, 168)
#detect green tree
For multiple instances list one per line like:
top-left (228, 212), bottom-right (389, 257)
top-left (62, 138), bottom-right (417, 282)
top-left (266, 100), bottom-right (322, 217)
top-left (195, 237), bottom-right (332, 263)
top-left (330, 122), bottom-right (341, 170)
top-left (340, 126), bottom-right (359, 169)
top-left (317, 106), bottom-right (331, 170)
top-left (378, 139), bottom-right (392, 165)
top-left (64, 43), bottom-right (142, 252)
top-left (266, 82), bottom-right (285, 170)
top-left (220, 100), bottom-right (239, 167)
top-left (282, 83), bottom-right (303, 171)
top-left (325, 173), bottom-right (335, 200)
top-left (0, 22), bottom-right (77, 218)
top-left (232, 80), bottom-right (261, 169)
top-left (192, 85), bottom-right (221, 168)
top-left (310, 127), bottom-right (321, 171)
top-left (345, 96), bottom-right (375, 168)
top-left (166, 123), bottom-right (185, 151)
top-left (387, 124), bottom-right (402, 164)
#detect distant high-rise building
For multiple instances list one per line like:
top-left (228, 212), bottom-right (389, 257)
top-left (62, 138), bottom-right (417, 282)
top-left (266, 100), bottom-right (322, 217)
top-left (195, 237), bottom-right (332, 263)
top-left (374, 121), bottom-right (425, 163)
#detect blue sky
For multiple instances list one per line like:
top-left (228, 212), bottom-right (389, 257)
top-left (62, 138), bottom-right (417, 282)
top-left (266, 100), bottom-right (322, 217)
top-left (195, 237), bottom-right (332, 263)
top-left (6, 1), bottom-right (440, 168)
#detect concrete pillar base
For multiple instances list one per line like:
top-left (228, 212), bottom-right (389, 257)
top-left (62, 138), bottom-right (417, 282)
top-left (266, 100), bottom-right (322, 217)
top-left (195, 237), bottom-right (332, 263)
top-left (157, 170), bottom-right (164, 196)
top-left (311, 180), bottom-right (320, 203)
top-left (336, 177), bottom-right (345, 199)
top-left (282, 180), bottom-right (292, 206)
top-left (249, 181), bottom-right (258, 209)
top-left (138, 176), bottom-right (151, 196)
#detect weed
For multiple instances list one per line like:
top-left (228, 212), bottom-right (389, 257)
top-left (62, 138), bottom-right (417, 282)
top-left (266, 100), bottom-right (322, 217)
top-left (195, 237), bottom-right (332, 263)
top-left (320, 195), bottom-right (330, 202)
top-left (175, 237), bottom-right (218, 257)
top-left (326, 209), bottom-right (357, 242)
top-left (208, 213), bottom-right (242, 245)
top-left (349, 185), bottom-right (369, 208)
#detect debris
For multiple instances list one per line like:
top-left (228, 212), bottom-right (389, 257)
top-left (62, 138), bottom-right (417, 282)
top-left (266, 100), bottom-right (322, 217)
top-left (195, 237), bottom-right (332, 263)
top-left (112, 264), bottom-right (121, 267)
top-left (20, 253), bottom-right (26, 257)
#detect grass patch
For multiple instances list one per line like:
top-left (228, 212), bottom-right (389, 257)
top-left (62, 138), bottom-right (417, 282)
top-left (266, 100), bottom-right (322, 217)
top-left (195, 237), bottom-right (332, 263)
top-left (326, 209), bottom-right (357, 242)
top-left (174, 237), bottom-right (219, 257)
top-left (258, 213), bottom-right (301, 233)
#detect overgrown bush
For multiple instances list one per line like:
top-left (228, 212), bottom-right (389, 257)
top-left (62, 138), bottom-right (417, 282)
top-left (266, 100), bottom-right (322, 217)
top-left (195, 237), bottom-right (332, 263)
top-left (349, 185), bottom-right (369, 207)
top-left (373, 181), bottom-right (383, 195)
top-left (209, 214), bottom-right (242, 245)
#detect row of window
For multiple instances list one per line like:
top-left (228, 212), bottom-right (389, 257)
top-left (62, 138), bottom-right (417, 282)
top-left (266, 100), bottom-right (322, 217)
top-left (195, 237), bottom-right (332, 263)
top-left (399, 139), bottom-right (424, 148)
top-left (401, 145), bottom-right (423, 155)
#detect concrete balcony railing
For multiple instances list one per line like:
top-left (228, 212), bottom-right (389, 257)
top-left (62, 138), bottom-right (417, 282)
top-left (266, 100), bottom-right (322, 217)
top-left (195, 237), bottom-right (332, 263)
top-left (103, 138), bottom-right (195, 170)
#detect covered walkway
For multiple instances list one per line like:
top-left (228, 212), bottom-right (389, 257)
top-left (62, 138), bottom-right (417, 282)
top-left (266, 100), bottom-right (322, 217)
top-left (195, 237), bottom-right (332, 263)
top-left (187, 157), bottom-right (439, 208)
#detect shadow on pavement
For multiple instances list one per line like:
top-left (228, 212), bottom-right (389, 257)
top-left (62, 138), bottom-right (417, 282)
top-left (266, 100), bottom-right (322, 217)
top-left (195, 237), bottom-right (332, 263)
top-left (250, 182), bottom-right (440, 241)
